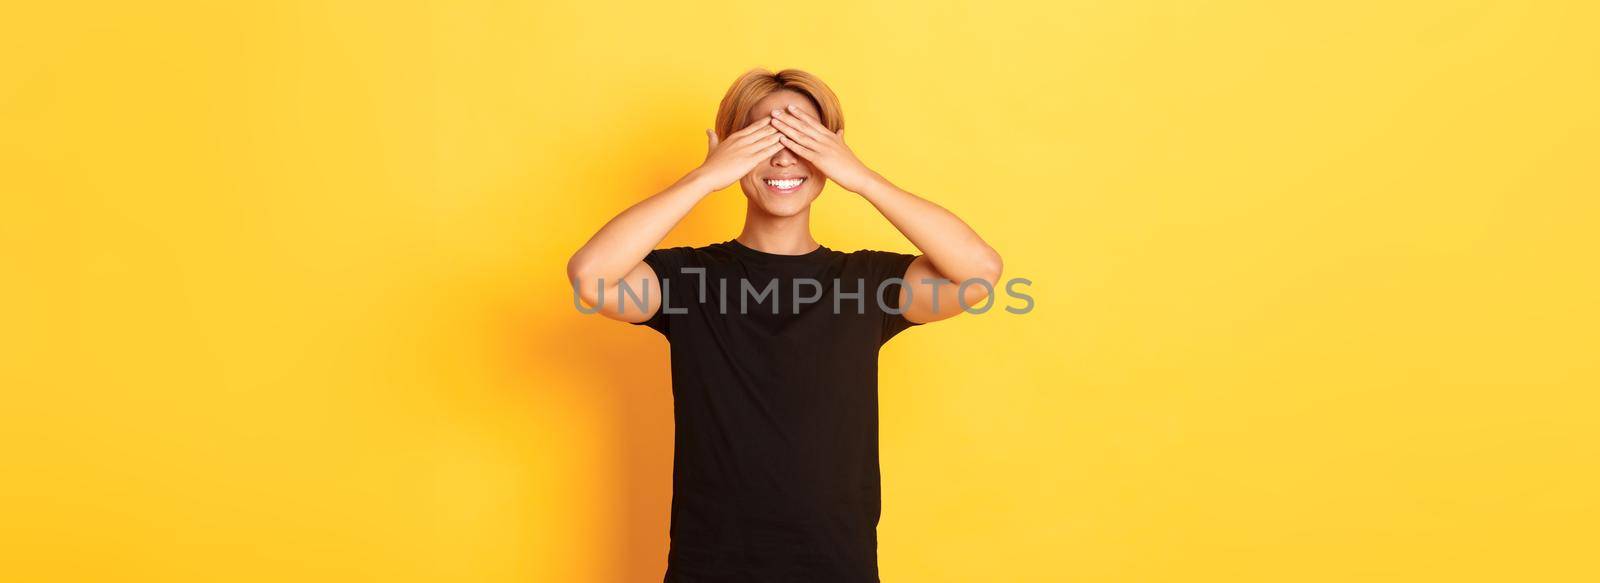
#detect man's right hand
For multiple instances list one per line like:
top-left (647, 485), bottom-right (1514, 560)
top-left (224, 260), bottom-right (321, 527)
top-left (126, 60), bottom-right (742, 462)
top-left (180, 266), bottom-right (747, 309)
top-left (690, 117), bottom-right (783, 191)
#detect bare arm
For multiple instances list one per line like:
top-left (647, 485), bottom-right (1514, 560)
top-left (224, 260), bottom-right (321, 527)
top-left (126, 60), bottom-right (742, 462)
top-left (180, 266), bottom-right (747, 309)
top-left (858, 180), bottom-right (1004, 324)
top-left (771, 105), bottom-right (1002, 323)
top-left (567, 118), bottom-right (783, 322)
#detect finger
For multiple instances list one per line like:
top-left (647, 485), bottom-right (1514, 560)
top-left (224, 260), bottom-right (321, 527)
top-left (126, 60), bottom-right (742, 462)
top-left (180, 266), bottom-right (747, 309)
top-left (769, 115), bottom-right (814, 142)
top-left (706, 129), bottom-right (719, 150)
top-left (732, 122), bottom-right (778, 142)
top-left (773, 109), bottom-right (831, 142)
top-left (731, 127), bottom-right (778, 150)
top-left (769, 115), bottom-right (804, 139)
top-left (744, 131), bottom-right (782, 151)
top-left (733, 116), bottom-right (770, 137)
top-left (778, 136), bottom-right (818, 160)
top-left (728, 116), bottom-right (772, 139)
top-left (784, 105), bottom-right (835, 138)
top-left (772, 116), bottom-right (826, 151)
top-left (754, 142), bottom-right (785, 159)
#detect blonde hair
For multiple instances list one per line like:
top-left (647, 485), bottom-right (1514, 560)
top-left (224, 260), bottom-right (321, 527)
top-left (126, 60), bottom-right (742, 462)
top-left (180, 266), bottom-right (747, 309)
top-left (714, 68), bottom-right (844, 141)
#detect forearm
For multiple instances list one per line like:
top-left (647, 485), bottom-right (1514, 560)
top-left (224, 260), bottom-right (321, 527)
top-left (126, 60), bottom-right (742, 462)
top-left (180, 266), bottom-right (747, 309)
top-left (566, 171), bottom-right (714, 289)
top-left (858, 175), bottom-right (1003, 284)
top-left (763, 104), bottom-right (1002, 284)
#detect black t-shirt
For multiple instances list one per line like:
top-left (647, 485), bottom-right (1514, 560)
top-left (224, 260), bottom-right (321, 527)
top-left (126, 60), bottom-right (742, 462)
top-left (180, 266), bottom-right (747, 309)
top-left (635, 239), bottom-right (921, 583)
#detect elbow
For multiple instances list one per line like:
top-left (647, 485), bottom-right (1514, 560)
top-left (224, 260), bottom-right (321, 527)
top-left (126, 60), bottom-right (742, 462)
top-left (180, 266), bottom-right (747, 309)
top-left (566, 256), bottom-right (604, 310)
top-left (566, 253), bottom-right (599, 297)
top-left (975, 247), bottom-right (1004, 286)
top-left (565, 254), bottom-right (587, 287)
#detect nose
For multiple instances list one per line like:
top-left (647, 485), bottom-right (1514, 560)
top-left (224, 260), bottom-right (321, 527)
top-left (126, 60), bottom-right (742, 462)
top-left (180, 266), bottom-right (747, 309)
top-left (770, 146), bottom-right (798, 167)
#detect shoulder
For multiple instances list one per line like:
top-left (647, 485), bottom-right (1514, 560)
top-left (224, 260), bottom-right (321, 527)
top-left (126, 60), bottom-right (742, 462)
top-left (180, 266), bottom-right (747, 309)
top-left (844, 248), bottom-right (917, 260)
top-left (836, 248), bottom-right (921, 286)
top-left (645, 243), bottom-right (727, 260)
top-left (842, 248), bottom-right (919, 269)
top-left (641, 242), bottom-right (742, 274)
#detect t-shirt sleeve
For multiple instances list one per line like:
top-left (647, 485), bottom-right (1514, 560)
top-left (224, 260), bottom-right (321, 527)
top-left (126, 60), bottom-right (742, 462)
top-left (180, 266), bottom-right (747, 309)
top-left (868, 250), bottom-right (923, 345)
top-left (632, 246), bottom-right (695, 336)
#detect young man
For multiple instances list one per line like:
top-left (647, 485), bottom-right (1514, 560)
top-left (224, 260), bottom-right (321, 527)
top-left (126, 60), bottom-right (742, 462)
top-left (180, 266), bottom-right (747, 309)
top-left (567, 68), bottom-right (1002, 582)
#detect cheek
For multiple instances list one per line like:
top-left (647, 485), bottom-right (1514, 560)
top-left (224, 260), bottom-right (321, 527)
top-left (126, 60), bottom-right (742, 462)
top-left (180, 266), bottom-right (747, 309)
top-left (743, 166), bottom-right (769, 186)
top-left (740, 174), bottom-right (768, 199)
top-left (803, 159), bottom-right (824, 177)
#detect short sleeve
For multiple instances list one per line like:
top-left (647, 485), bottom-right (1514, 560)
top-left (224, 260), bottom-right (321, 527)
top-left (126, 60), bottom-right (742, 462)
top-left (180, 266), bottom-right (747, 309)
top-left (632, 246), bottom-right (696, 336)
top-left (865, 250), bottom-right (923, 344)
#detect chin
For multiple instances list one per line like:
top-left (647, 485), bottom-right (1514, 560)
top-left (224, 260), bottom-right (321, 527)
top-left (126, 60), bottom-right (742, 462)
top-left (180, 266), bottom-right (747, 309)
top-left (742, 184), bottom-right (822, 218)
top-left (762, 203), bottom-right (809, 218)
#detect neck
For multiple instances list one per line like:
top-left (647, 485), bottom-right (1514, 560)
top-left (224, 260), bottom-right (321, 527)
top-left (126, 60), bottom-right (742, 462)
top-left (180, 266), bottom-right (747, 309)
top-left (736, 202), bottom-right (819, 255)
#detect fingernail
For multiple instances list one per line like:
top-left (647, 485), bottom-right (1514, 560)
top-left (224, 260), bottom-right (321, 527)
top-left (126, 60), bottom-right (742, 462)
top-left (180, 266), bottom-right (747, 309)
top-left (787, 104), bottom-right (798, 110)
top-left (771, 109), bottom-right (782, 117)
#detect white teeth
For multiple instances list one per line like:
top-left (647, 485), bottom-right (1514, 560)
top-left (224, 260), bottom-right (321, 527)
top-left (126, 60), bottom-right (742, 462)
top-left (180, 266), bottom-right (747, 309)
top-left (764, 178), bottom-right (804, 189)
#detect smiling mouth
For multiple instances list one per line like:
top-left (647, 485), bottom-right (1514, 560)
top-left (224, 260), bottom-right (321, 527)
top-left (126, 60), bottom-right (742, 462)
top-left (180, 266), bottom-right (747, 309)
top-left (763, 177), bottom-right (807, 193)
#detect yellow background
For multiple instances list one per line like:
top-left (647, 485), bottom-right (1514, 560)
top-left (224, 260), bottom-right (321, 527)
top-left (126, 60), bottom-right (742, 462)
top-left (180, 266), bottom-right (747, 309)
top-left (3, 1), bottom-right (1597, 581)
